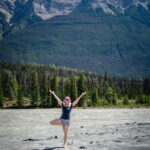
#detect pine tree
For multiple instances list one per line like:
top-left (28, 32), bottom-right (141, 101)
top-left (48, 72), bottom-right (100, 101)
top-left (146, 96), bottom-right (150, 105)
top-left (12, 74), bottom-right (18, 97)
top-left (91, 89), bottom-right (99, 106)
top-left (2, 70), bottom-right (10, 97)
top-left (31, 71), bottom-right (39, 107)
top-left (22, 73), bottom-right (28, 97)
top-left (8, 83), bottom-right (14, 100)
top-left (104, 71), bottom-right (109, 90)
top-left (51, 74), bottom-right (59, 107)
top-left (123, 95), bottom-right (129, 105)
top-left (17, 83), bottom-right (23, 108)
top-left (124, 80), bottom-right (129, 97)
top-left (6, 71), bottom-right (14, 100)
top-left (112, 86), bottom-right (117, 105)
top-left (105, 87), bottom-right (113, 104)
top-left (64, 80), bottom-right (70, 97)
top-left (77, 72), bottom-right (86, 106)
top-left (99, 79), bottom-right (104, 97)
top-left (46, 86), bottom-right (51, 107)
top-left (41, 72), bottom-right (48, 107)
top-left (0, 87), bottom-right (3, 107)
top-left (60, 79), bottom-right (65, 97)
top-left (0, 75), bottom-right (3, 107)
top-left (143, 77), bottom-right (150, 95)
top-left (116, 87), bottom-right (121, 99)
top-left (70, 75), bottom-right (77, 101)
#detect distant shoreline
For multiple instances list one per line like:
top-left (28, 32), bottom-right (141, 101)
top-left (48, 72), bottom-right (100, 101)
top-left (1, 106), bottom-right (150, 109)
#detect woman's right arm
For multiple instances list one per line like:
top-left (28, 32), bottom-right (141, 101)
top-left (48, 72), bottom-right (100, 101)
top-left (49, 90), bottom-right (62, 106)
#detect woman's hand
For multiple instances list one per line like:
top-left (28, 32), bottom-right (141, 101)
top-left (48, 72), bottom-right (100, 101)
top-left (81, 92), bottom-right (87, 96)
top-left (49, 90), bottom-right (54, 95)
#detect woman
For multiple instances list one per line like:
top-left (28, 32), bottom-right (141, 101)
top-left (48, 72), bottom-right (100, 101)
top-left (49, 90), bottom-right (87, 147)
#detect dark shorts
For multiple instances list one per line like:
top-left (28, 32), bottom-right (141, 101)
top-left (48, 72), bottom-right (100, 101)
top-left (60, 118), bottom-right (70, 127)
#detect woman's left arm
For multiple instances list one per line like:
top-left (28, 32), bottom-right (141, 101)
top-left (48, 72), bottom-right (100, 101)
top-left (72, 92), bottom-right (87, 107)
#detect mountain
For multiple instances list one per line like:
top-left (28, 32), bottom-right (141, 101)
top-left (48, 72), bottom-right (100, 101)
top-left (0, 0), bottom-right (81, 39)
top-left (0, 0), bottom-right (150, 77)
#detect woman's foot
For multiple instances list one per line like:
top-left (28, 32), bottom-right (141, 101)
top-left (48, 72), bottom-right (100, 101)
top-left (63, 143), bottom-right (67, 148)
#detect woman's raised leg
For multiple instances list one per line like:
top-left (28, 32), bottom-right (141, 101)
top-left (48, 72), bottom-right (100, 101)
top-left (50, 119), bottom-right (63, 126)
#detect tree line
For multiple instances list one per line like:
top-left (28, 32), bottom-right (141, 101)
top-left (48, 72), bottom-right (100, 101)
top-left (0, 61), bottom-right (150, 108)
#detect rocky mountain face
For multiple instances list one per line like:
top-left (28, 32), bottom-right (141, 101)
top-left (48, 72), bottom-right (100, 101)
top-left (0, 0), bottom-right (150, 38)
top-left (91, 0), bottom-right (149, 14)
top-left (0, 0), bottom-right (150, 77)
top-left (0, 0), bottom-right (81, 38)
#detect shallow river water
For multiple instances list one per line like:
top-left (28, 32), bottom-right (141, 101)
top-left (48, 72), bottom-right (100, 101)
top-left (0, 108), bottom-right (150, 150)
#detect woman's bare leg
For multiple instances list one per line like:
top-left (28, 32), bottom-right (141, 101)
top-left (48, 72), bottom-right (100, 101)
top-left (64, 125), bottom-right (69, 145)
top-left (50, 119), bottom-right (63, 126)
top-left (50, 119), bottom-right (67, 145)
top-left (62, 123), bottom-right (65, 131)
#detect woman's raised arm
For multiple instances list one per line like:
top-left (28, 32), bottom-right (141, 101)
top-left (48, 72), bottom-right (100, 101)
top-left (72, 92), bottom-right (87, 107)
top-left (49, 90), bottom-right (62, 106)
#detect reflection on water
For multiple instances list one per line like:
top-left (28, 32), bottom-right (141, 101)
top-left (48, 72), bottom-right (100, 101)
top-left (0, 109), bottom-right (150, 150)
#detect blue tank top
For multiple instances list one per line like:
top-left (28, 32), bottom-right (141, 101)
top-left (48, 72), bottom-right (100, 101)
top-left (60, 103), bottom-right (73, 120)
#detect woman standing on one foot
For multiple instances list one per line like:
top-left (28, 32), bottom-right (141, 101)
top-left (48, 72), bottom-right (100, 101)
top-left (49, 90), bottom-right (87, 147)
